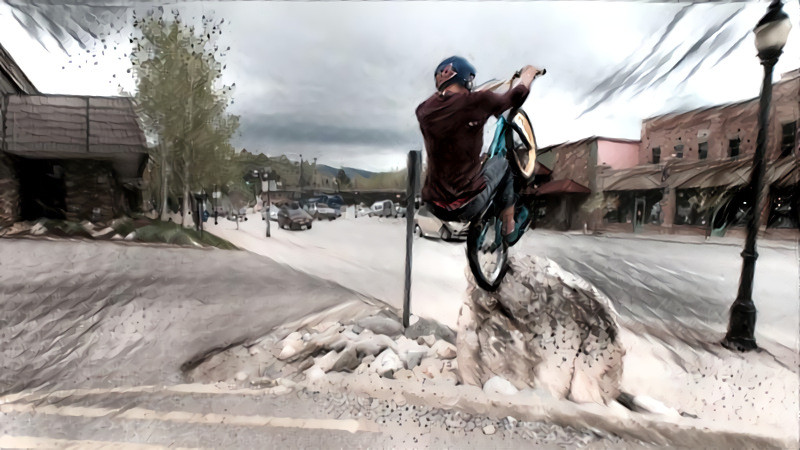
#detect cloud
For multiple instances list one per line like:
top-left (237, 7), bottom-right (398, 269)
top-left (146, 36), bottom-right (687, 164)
top-left (3, 1), bottom-right (799, 171)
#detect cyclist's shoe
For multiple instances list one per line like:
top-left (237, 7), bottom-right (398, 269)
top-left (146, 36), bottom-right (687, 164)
top-left (504, 205), bottom-right (530, 246)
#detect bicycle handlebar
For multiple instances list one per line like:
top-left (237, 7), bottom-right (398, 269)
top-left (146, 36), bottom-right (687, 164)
top-left (513, 67), bottom-right (546, 79)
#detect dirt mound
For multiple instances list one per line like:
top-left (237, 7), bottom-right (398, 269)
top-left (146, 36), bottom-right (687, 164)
top-left (457, 255), bottom-right (625, 404)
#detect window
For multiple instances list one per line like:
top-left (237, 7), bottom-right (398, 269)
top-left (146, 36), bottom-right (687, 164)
top-left (698, 141), bottom-right (708, 160)
top-left (781, 122), bottom-right (796, 158)
top-left (674, 144), bottom-right (684, 159)
top-left (652, 147), bottom-right (661, 164)
top-left (729, 138), bottom-right (740, 159)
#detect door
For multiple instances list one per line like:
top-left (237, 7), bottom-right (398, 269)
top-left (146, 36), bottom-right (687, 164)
top-left (633, 197), bottom-right (646, 233)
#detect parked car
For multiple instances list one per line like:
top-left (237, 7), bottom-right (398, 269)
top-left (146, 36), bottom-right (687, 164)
top-left (368, 200), bottom-right (395, 217)
top-left (414, 204), bottom-right (468, 240)
top-left (306, 194), bottom-right (345, 210)
top-left (306, 202), bottom-right (339, 221)
top-left (227, 207), bottom-right (249, 221)
top-left (261, 204), bottom-right (280, 221)
top-left (395, 204), bottom-right (407, 218)
top-left (277, 202), bottom-right (314, 230)
top-left (356, 203), bottom-right (371, 217)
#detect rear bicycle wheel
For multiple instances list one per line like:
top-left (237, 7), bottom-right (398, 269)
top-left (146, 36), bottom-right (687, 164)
top-left (466, 213), bottom-right (509, 292)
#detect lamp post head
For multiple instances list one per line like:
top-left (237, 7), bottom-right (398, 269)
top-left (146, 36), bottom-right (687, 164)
top-left (754, 0), bottom-right (792, 62)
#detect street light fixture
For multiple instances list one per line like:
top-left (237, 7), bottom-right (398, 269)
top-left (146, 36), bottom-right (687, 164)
top-left (722, 0), bottom-right (791, 352)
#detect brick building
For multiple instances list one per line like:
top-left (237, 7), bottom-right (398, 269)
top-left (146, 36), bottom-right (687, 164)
top-left (531, 137), bottom-right (640, 230)
top-left (0, 42), bottom-right (148, 227)
top-left (601, 69), bottom-right (798, 236)
top-left (535, 70), bottom-right (798, 236)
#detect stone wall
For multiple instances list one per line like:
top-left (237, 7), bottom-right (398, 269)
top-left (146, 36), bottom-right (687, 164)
top-left (63, 160), bottom-right (122, 223)
top-left (0, 155), bottom-right (19, 227)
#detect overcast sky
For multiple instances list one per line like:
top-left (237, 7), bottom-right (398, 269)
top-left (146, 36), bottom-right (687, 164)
top-left (1, 1), bottom-right (798, 172)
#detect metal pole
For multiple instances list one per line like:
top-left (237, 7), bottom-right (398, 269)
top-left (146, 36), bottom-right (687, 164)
top-left (403, 150), bottom-right (421, 328)
top-left (266, 176), bottom-right (271, 238)
top-left (722, 57), bottom-right (776, 352)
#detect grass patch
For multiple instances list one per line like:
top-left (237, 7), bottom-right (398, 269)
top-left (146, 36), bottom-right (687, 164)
top-left (14, 216), bottom-right (237, 250)
top-left (132, 220), bottom-right (238, 250)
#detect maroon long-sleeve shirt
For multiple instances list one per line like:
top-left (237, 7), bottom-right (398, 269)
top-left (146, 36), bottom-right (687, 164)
top-left (416, 84), bottom-right (529, 210)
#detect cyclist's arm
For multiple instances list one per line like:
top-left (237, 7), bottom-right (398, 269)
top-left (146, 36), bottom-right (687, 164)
top-left (476, 84), bottom-right (530, 118)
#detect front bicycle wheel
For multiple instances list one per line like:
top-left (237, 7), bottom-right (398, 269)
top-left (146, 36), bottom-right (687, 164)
top-left (466, 213), bottom-right (509, 292)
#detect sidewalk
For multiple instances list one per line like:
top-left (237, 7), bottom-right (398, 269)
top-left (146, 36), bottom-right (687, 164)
top-left (551, 228), bottom-right (799, 250)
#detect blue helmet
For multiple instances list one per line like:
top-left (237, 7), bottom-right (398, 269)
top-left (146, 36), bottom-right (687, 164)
top-left (435, 56), bottom-right (476, 91)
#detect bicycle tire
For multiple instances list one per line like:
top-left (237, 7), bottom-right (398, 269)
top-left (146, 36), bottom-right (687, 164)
top-left (466, 214), bottom-right (509, 292)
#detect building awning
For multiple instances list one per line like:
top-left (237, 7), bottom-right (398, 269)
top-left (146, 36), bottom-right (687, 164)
top-left (534, 162), bottom-right (552, 176)
top-left (768, 156), bottom-right (798, 188)
top-left (533, 179), bottom-right (591, 195)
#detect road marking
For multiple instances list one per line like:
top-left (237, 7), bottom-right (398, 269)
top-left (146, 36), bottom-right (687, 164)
top-left (1, 403), bottom-right (381, 434)
top-left (0, 435), bottom-right (198, 449)
top-left (0, 382), bottom-right (290, 405)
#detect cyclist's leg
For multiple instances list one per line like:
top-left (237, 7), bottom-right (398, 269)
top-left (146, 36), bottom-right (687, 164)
top-left (457, 157), bottom-right (515, 228)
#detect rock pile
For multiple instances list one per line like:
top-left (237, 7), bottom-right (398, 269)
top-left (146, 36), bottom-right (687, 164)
top-left (457, 255), bottom-right (625, 405)
top-left (188, 309), bottom-right (463, 388)
top-left (273, 310), bottom-right (462, 385)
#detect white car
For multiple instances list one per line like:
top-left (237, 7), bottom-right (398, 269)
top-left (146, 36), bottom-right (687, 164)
top-left (414, 204), bottom-right (468, 240)
top-left (368, 200), bottom-right (395, 217)
top-left (306, 203), bottom-right (339, 221)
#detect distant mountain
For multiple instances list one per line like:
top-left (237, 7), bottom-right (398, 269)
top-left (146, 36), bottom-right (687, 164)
top-left (316, 164), bottom-right (376, 180)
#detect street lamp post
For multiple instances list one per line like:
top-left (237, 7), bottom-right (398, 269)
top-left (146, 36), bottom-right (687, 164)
top-left (723, 0), bottom-right (791, 352)
top-left (263, 167), bottom-right (272, 238)
top-left (213, 183), bottom-right (218, 225)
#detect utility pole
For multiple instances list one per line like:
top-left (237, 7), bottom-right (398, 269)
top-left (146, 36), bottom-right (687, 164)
top-left (403, 150), bottom-right (421, 328)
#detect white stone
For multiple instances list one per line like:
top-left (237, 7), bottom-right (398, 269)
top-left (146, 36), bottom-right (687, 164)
top-left (354, 334), bottom-right (397, 357)
top-left (633, 395), bottom-right (681, 417)
top-left (124, 231), bottom-right (136, 240)
top-left (314, 350), bottom-right (340, 373)
top-left (418, 334), bottom-right (436, 347)
top-left (30, 223), bottom-right (46, 236)
top-left (393, 369), bottom-right (417, 381)
top-left (375, 348), bottom-right (404, 376)
top-left (482, 424), bottom-right (496, 435)
top-left (235, 371), bottom-right (248, 381)
top-left (304, 366), bottom-right (327, 382)
top-left (431, 340), bottom-right (457, 359)
top-left (249, 346), bottom-right (260, 356)
top-left (483, 376), bottom-right (519, 396)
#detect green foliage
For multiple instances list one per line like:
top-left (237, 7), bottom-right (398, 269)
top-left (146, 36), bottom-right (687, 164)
top-left (336, 168), bottom-right (351, 188)
top-left (130, 9), bottom-right (239, 213)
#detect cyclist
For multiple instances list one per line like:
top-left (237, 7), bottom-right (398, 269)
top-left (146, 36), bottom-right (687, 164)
top-left (416, 56), bottom-right (540, 237)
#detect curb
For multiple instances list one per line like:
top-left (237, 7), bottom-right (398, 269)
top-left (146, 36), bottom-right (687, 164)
top-left (314, 372), bottom-right (795, 449)
top-left (540, 230), bottom-right (798, 251)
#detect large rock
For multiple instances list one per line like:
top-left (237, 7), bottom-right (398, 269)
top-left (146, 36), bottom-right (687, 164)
top-left (457, 255), bottom-right (625, 404)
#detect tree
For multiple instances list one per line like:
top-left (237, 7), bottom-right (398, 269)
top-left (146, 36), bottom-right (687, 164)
top-left (130, 8), bottom-right (238, 224)
top-left (336, 168), bottom-right (351, 188)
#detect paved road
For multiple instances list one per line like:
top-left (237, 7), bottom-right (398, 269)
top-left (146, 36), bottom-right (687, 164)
top-left (0, 383), bottom-right (626, 448)
top-left (0, 238), bottom-right (378, 394)
top-left (518, 231), bottom-right (799, 353)
top-left (209, 214), bottom-right (799, 353)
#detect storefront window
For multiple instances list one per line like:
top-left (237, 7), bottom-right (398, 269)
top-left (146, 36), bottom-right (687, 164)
top-left (768, 185), bottom-right (799, 228)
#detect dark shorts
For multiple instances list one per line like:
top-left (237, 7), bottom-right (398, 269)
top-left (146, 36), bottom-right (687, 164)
top-left (430, 157), bottom-right (515, 222)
